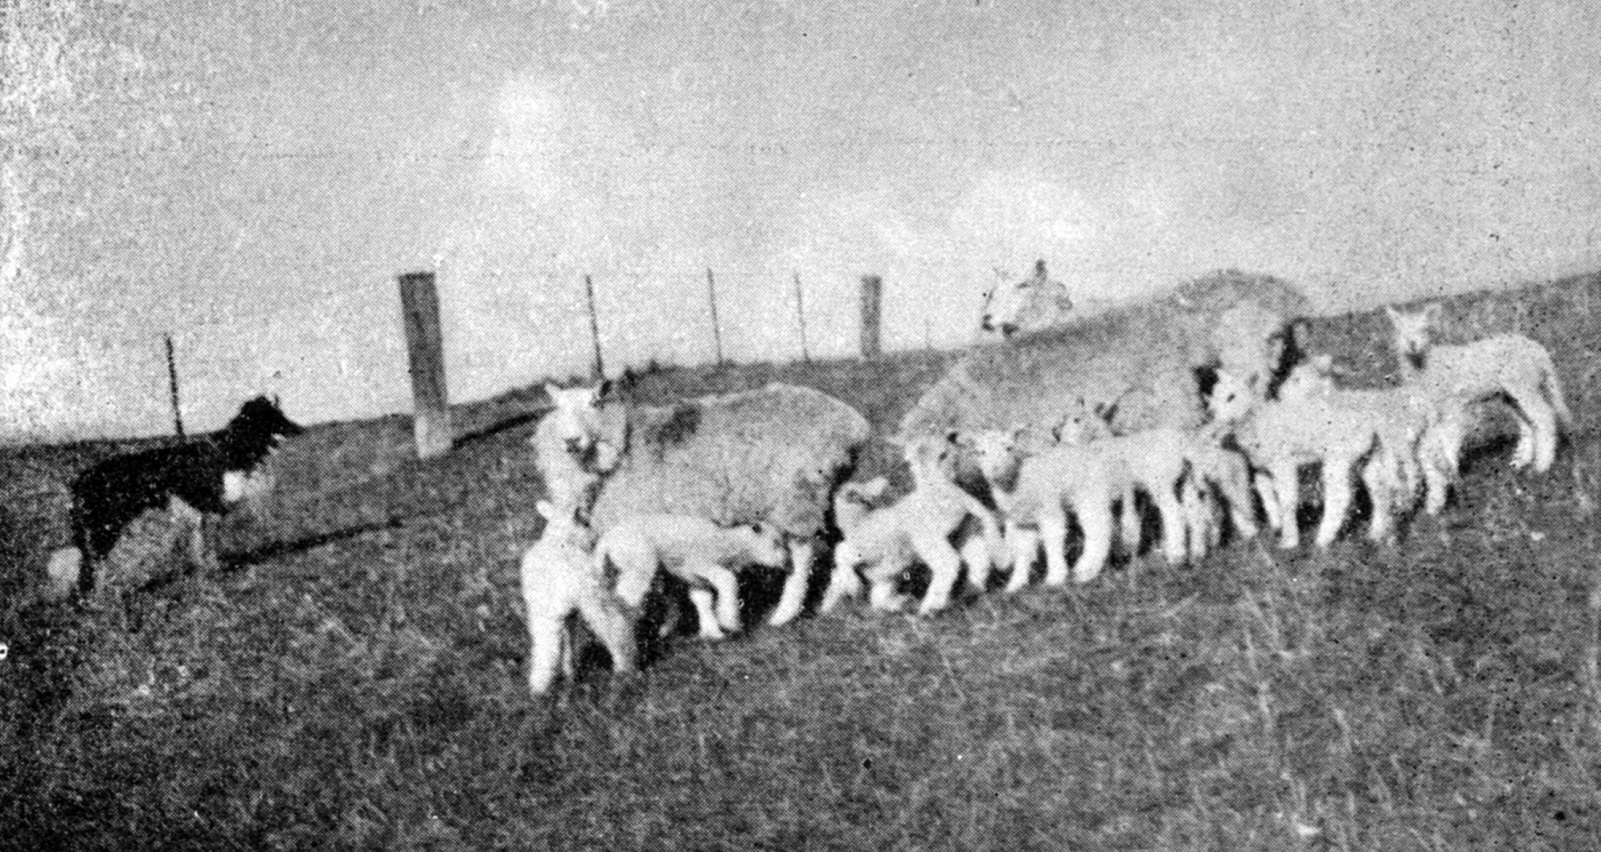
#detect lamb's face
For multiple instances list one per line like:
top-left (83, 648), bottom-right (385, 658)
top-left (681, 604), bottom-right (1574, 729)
top-left (1276, 356), bottom-right (1337, 402)
top-left (1052, 397), bottom-right (1113, 446)
top-left (1206, 370), bottom-right (1258, 423)
top-left (544, 381), bottom-right (609, 456)
top-left (1384, 305), bottom-right (1436, 365)
top-left (964, 429), bottom-right (1023, 485)
top-left (743, 523), bottom-right (789, 569)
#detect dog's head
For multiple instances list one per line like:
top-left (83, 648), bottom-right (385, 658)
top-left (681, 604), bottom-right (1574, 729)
top-left (225, 395), bottom-right (305, 462)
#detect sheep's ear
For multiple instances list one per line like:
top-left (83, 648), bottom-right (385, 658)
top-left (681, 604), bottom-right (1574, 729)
top-left (1313, 353), bottom-right (1334, 372)
top-left (1033, 259), bottom-right (1048, 278)
top-left (862, 476), bottom-right (890, 499)
top-left (535, 500), bottom-right (555, 521)
top-left (544, 382), bottom-right (562, 400)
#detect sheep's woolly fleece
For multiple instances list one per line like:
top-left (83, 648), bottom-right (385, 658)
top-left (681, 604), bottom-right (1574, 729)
top-left (588, 382), bottom-right (871, 540)
top-left (899, 270), bottom-right (1312, 444)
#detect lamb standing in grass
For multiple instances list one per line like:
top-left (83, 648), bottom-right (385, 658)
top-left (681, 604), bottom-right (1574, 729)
top-left (520, 499), bottom-right (637, 696)
top-left (1207, 369), bottom-right (1402, 548)
top-left (1050, 410), bottom-right (1194, 565)
top-left (960, 427), bottom-right (1140, 586)
top-left (820, 434), bottom-right (1004, 616)
top-left (578, 382), bottom-right (871, 627)
top-left (596, 515), bottom-right (789, 640)
top-left (1384, 303), bottom-right (1573, 475)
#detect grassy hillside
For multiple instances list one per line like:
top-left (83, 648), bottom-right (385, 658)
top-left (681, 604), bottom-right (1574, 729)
top-left (2, 273), bottom-right (1599, 850)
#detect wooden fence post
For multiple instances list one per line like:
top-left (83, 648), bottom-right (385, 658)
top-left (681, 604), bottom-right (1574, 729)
top-left (793, 272), bottom-right (810, 363)
top-left (706, 268), bottom-right (725, 365)
top-left (164, 333), bottom-right (185, 440)
top-left (583, 274), bottom-right (605, 380)
top-left (397, 271), bottom-right (452, 459)
top-left (860, 274), bottom-right (883, 358)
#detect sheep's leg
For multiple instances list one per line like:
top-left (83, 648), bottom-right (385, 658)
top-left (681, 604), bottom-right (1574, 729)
top-left (1181, 480), bottom-right (1211, 559)
top-left (687, 587), bottom-right (727, 640)
top-left (700, 563), bottom-right (743, 634)
top-left (768, 537), bottom-right (813, 627)
top-left (1223, 475), bottom-right (1259, 541)
top-left (575, 584), bottom-right (639, 675)
top-left (819, 550), bottom-right (864, 614)
top-left (1071, 498), bottom-right (1114, 584)
top-left (1038, 507), bottom-right (1073, 587)
top-left (912, 533), bottom-right (963, 616)
top-left (960, 534), bottom-right (993, 594)
top-left (526, 613), bottom-right (567, 696)
top-left (1118, 486), bottom-right (1142, 554)
top-left (1150, 479), bottom-right (1189, 564)
top-left (1004, 524), bottom-right (1038, 594)
top-left (867, 569), bottom-right (910, 612)
top-left (1268, 462), bottom-right (1301, 549)
top-left (1361, 453), bottom-right (1395, 543)
top-left (1516, 391), bottom-right (1559, 473)
top-left (1253, 471), bottom-right (1283, 534)
top-left (1315, 455), bottom-right (1355, 548)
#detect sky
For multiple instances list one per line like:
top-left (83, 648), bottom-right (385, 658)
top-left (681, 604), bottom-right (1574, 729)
top-left (4, 0), bottom-right (1600, 442)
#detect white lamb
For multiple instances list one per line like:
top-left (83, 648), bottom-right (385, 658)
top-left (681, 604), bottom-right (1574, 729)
top-left (596, 514), bottom-right (789, 640)
top-left (1276, 354), bottom-right (1432, 515)
top-left (960, 426), bottom-right (1139, 586)
top-left (1054, 399), bottom-right (1259, 559)
top-left (1207, 368), bottom-right (1402, 548)
top-left (1050, 411), bottom-right (1193, 565)
top-left (1385, 303), bottom-right (1573, 474)
top-left (529, 381), bottom-right (621, 512)
top-left (519, 499), bottom-right (637, 696)
top-left (819, 434), bottom-right (1004, 616)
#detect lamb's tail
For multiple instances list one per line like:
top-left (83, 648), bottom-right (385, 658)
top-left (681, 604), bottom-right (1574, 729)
top-left (43, 547), bottom-right (83, 603)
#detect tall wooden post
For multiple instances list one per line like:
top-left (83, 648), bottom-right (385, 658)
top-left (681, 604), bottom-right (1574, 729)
top-left (397, 271), bottom-right (452, 459)
top-left (793, 272), bottom-right (810, 362)
top-left (583, 274), bottom-right (605, 380)
top-left (164, 333), bottom-right (185, 439)
top-left (706, 268), bottom-right (725, 365)
top-left (859, 274), bottom-right (883, 358)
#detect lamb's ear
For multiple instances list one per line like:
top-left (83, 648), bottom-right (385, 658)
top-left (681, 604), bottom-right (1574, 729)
top-left (1383, 305), bottom-right (1401, 323)
top-left (1313, 353), bottom-right (1334, 372)
top-left (544, 382), bottom-right (562, 401)
top-left (535, 500), bottom-right (555, 521)
top-left (862, 476), bottom-right (890, 499)
top-left (595, 378), bottom-right (615, 400)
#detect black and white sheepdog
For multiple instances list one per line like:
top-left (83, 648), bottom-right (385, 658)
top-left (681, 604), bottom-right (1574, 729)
top-left (52, 395), bottom-right (305, 597)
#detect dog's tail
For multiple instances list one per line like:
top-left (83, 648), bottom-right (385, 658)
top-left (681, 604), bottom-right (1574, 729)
top-left (42, 547), bottom-right (83, 603)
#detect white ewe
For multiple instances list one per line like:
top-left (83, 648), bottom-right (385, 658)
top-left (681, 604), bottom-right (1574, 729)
top-left (1208, 369), bottom-right (1402, 548)
top-left (907, 271), bottom-right (1310, 472)
top-left (1385, 303), bottom-right (1573, 474)
top-left (519, 499), bottom-right (636, 696)
top-left (820, 434), bottom-right (1004, 616)
top-left (596, 514), bottom-right (789, 640)
top-left (580, 382), bottom-right (871, 628)
top-left (961, 427), bottom-right (1138, 586)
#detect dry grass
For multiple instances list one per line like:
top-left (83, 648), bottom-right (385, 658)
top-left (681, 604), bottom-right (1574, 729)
top-left (2, 273), bottom-right (1599, 851)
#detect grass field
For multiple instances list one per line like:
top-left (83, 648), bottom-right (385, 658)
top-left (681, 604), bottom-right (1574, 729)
top-left (3, 273), bottom-right (1600, 850)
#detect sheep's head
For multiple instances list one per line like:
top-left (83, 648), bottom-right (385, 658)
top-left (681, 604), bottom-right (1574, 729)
top-left (1052, 397), bottom-right (1117, 445)
top-left (833, 476), bottom-right (890, 532)
top-left (979, 259), bottom-right (1072, 338)
top-left (1206, 369), bottom-right (1261, 423)
top-left (1384, 304), bottom-right (1440, 370)
top-left (539, 380), bottom-right (623, 468)
top-left (1276, 354), bottom-right (1339, 401)
top-left (956, 428), bottom-right (1028, 489)
top-left (741, 522), bottom-right (790, 570)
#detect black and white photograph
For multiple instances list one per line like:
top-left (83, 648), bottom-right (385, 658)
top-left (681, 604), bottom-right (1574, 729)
top-left (2, 0), bottom-right (1599, 847)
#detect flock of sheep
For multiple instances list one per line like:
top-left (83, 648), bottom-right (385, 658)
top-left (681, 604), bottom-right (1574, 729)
top-left (518, 263), bottom-right (1574, 696)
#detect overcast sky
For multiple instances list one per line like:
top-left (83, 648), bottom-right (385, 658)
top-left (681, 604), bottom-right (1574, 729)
top-left (5, 0), bottom-right (1600, 442)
